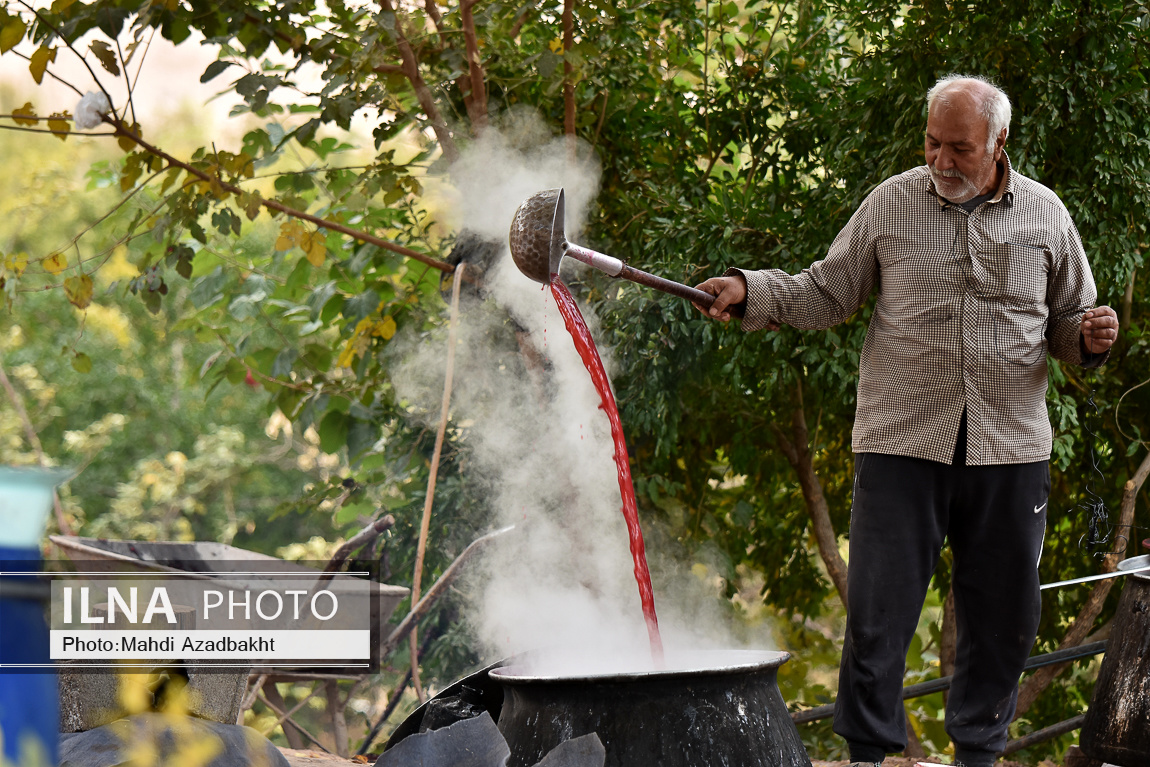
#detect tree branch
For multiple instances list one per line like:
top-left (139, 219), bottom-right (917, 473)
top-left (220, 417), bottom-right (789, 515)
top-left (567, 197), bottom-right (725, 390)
top-left (0, 361), bottom-right (45, 464)
top-left (104, 117), bottom-right (455, 273)
top-left (16, 0), bottom-right (115, 109)
top-left (563, 0), bottom-right (576, 162)
top-left (592, 90), bottom-right (609, 148)
top-left (321, 514), bottom-right (396, 577)
top-left (460, 0), bottom-right (488, 132)
top-left (382, 524), bottom-right (515, 657)
top-left (6, 47), bottom-right (84, 97)
top-left (378, 0), bottom-right (459, 163)
top-left (770, 386), bottom-right (849, 603)
top-left (257, 680), bottom-right (323, 737)
top-left (0, 359), bottom-right (74, 535)
top-left (510, 7), bottom-right (534, 38)
top-left (939, 583), bottom-right (956, 704)
top-left (1013, 447), bottom-right (1150, 717)
top-left (423, 0), bottom-right (444, 30)
top-left (256, 691), bottom-right (331, 753)
top-left (1122, 267), bottom-right (1135, 332)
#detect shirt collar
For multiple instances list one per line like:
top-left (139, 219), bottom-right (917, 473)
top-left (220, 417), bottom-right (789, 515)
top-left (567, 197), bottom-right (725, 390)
top-left (927, 150), bottom-right (1015, 208)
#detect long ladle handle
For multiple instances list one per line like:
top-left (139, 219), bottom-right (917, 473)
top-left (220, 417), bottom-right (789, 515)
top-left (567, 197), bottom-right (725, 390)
top-left (565, 243), bottom-right (745, 319)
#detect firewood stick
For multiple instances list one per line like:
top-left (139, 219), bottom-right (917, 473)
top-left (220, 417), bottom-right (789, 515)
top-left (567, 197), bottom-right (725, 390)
top-left (256, 690), bottom-right (331, 753)
top-left (237, 673), bottom-right (268, 723)
top-left (385, 524), bottom-right (514, 658)
top-left (410, 263), bottom-right (466, 702)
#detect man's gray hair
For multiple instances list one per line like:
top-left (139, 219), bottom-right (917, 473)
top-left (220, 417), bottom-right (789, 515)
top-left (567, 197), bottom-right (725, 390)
top-left (927, 75), bottom-right (1011, 151)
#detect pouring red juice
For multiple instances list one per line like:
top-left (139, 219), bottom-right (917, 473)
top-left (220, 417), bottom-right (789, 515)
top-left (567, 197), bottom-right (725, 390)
top-left (549, 276), bottom-right (665, 666)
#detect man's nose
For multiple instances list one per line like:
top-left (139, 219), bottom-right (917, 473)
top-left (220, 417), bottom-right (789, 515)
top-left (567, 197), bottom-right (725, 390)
top-left (934, 148), bottom-right (955, 169)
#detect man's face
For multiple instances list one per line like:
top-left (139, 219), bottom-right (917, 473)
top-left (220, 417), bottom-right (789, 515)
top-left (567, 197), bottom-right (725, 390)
top-left (924, 91), bottom-right (1003, 203)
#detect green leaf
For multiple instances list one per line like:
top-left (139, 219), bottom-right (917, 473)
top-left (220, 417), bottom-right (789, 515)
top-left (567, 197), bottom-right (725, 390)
top-left (271, 349), bottom-right (298, 378)
top-left (71, 352), bottom-right (92, 374)
top-left (64, 273), bottom-right (94, 308)
top-left (190, 267), bottom-right (228, 308)
top-left (335, 499), bottom-right (373, 526)
top-left (174, 247), bottom-right (194, 279)
top-left (318, 410), bottom-right (348, 453)
top-left (228, 292), bottom-right (264, 321)
top-left (295, 118), bottom-right (321, 147)
top-left (200, 60), bottom-right (234, 83)
top-left (342, 290), bottom-right (379, 324)
top-left (142, 288), bottom-right (161, 314)
top-left (29, 46), bottom-right (57, 85)
top-left (307, 281), bottom-right (337, 320)
top-left (0, 19), bottom-right (27, 54)
top-left (302, 344), bottom-right (332, 372)
top-left (346, 418), bottom-right (378, 460)
top-left (88, 40), bottom-right (120, 76)
top-left (285, 256), bottom-right (311, 292)
top-left (223, 357), bottom-right (247, 385)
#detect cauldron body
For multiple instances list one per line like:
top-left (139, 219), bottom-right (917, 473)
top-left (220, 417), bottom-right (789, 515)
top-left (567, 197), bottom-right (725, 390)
top-left (491, 650), bottom-right (811, 767)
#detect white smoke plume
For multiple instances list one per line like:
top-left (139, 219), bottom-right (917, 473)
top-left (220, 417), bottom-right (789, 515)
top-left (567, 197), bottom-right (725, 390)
top-left (391, 110), bottom-right (762, 676)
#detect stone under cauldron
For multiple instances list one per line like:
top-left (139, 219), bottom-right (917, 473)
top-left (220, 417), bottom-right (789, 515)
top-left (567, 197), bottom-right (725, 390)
top-left (387, 649), bottom-right (811, 767)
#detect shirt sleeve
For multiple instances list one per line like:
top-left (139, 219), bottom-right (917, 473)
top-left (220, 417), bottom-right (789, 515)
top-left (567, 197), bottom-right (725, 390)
top-left (1046, 212), bottom-right (1107, 368)
top-left (726, 194), bottom-right (879, 333)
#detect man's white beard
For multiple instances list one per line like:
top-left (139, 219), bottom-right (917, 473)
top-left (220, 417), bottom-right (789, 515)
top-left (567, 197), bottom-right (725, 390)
top-left (930, 164), bottom-right (980, 203)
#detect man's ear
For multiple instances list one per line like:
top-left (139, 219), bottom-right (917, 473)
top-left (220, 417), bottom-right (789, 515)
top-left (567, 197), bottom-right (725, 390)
top-left (994, 128), bottom-right (1007, 161)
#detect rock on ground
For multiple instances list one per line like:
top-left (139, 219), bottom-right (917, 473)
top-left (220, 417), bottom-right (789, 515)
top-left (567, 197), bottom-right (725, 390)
top-left (58, 713), bottom-right (289, 767)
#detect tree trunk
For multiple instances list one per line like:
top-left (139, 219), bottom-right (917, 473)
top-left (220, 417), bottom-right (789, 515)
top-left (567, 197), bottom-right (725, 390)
top-left (1121, 267), bottom-right (1134, 331)
top-left (326, 680), bottom-right (349, 757)
top-left (263, 683), bottom-right (305, 750)
top-left (460, 0), bottom-right (488, 131)
top-left (939, 583), bottom-right (956, 706)
top-left (1014, 448), bottom-right (1150, 718)
top-left (771, 387), bottom-right (849, 604)
top-left (378, 0), bottom-right (459, 163)
top-left (903, 707), bottom-right (926, 758)
top-left (563, 0), bottom-right (576, 163)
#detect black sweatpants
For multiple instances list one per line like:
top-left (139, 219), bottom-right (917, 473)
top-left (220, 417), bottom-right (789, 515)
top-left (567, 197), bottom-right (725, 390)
top-left (832, 452), bottom-right (1049, 759)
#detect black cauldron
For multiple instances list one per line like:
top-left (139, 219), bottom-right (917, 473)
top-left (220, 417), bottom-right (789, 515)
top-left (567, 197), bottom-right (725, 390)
top-left (490, 649), bottom-right (811, 767)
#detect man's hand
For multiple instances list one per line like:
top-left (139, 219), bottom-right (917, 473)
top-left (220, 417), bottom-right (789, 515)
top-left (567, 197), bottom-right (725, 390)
top-left (1081, 305), bottom-right (1119, 355)
top-left (693, 275), bottom-right (756, 324)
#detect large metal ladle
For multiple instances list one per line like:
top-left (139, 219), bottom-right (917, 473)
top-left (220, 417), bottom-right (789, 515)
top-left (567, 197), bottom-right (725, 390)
top-left (508, 188), bottom-right (743, 317)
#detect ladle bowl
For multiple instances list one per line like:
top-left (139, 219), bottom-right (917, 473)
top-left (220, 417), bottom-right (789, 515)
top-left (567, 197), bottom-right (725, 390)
top-left (508, 188), bottom-right (564, 284)
top-left (508, 189), bottom-right (743, 317)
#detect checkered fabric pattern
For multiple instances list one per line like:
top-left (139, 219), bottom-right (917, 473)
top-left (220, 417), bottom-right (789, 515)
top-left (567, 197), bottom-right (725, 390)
top-left (732, 154), bottom-right (1107, 465)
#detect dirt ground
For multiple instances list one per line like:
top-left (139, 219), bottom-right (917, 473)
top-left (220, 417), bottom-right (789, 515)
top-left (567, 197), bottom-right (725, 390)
top-left (281, 751), bottom-right (1055, 767)
top-left (280, 748), bottom-right (372, 765)
top-left (812, 759), bottom-right (1048, 767)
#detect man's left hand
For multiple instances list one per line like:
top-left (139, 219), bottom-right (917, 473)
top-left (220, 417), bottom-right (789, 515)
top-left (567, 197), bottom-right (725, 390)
top-left (1081, 306), bottom-right (1119, 354)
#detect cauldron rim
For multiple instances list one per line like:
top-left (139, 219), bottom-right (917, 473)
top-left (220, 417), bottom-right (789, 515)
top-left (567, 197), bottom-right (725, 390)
top-left (489, 648), bottom-right (789, 685)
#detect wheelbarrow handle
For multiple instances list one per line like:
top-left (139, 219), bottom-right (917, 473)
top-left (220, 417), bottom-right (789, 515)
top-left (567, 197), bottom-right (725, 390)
top-left (564, 243), bottom-right (745, 318)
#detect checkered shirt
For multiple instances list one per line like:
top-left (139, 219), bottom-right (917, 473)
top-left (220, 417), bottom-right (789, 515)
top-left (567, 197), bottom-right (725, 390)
top-left (732, 154), bottom-right (1107, 465)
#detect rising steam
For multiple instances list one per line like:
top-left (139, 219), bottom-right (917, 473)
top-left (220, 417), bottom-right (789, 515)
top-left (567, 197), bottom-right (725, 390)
top-left (391, 110), bottom-right (760, 676)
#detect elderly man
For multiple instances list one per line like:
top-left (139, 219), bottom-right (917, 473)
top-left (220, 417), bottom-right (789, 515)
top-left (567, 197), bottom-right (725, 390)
top-left (695, 75), bottom-right (1119, 766)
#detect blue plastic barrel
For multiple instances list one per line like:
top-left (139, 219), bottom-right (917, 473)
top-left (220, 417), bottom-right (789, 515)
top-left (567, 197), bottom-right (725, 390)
top-left (0, 466), bottom-right (72, 766)
top-left (0, 546), bottom-right (58, 766)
